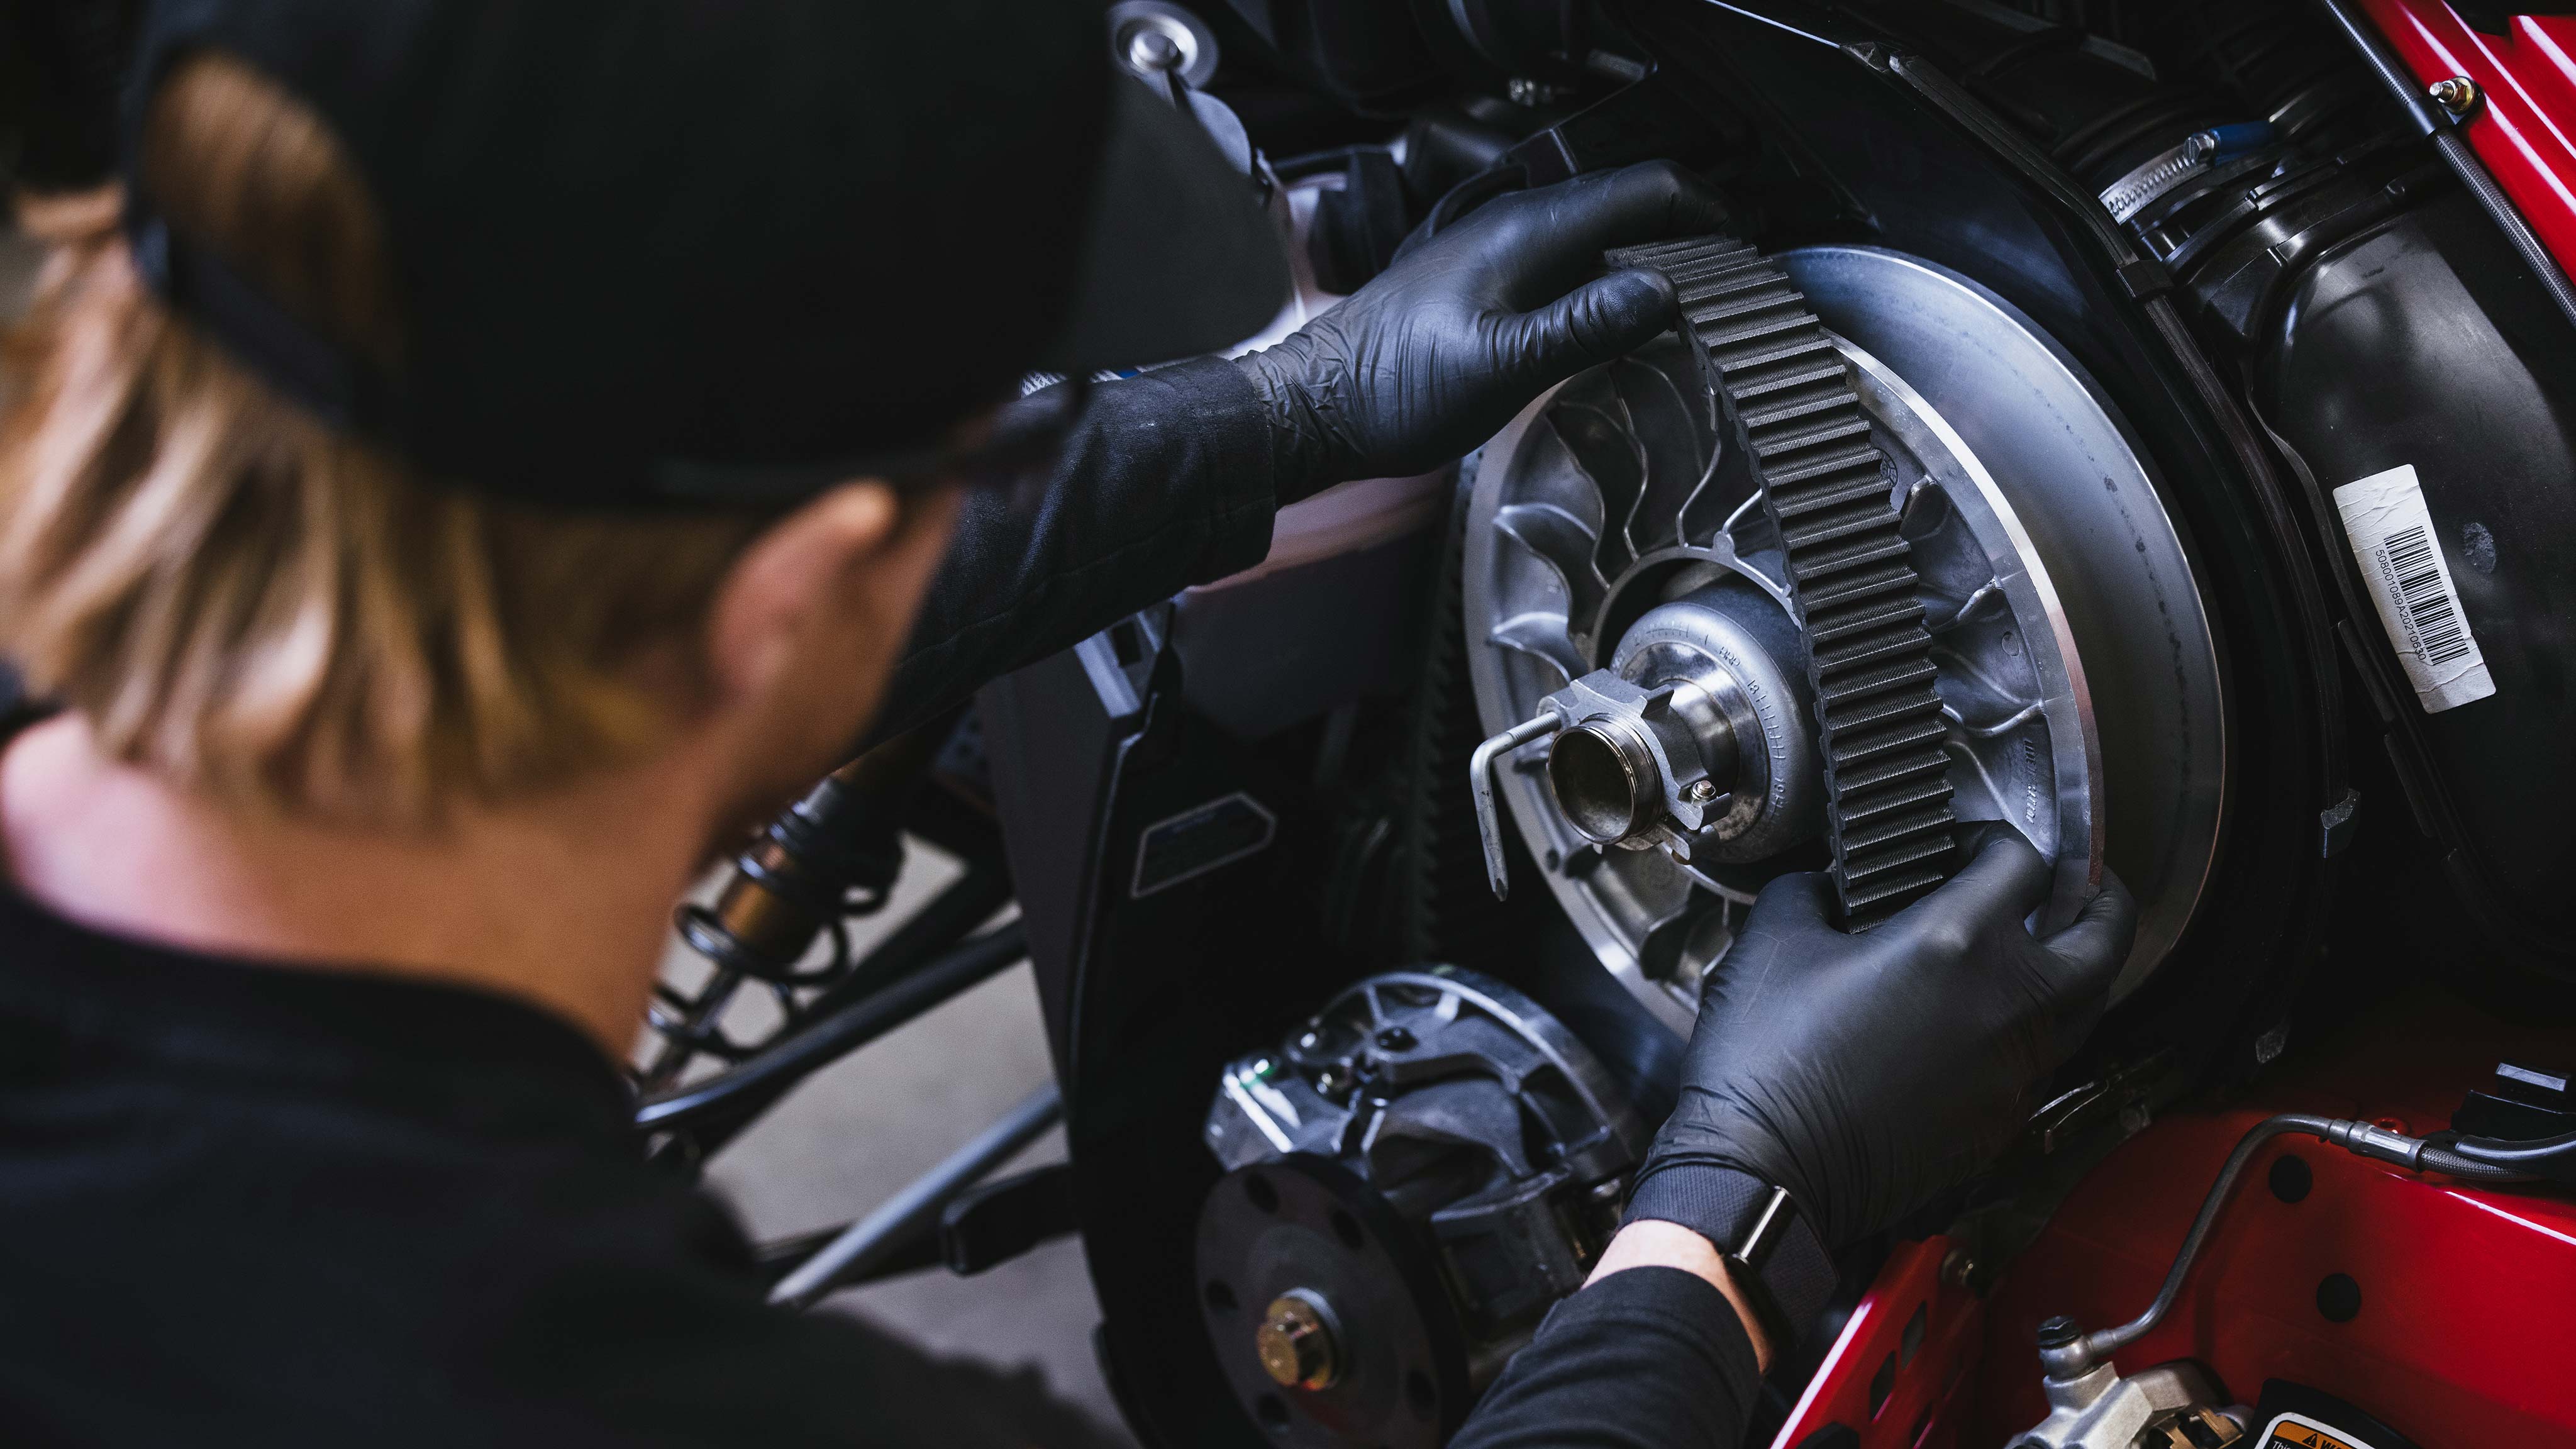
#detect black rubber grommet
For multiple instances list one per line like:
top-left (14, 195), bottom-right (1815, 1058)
top-left (2270, 1153), bottom-right (2314, 1203)
top-left (2316, 1272), bottom-right (2362, 1323)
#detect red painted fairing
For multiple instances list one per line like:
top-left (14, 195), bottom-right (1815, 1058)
top-left (2359, 0), bottom-right (2576, 275)
top-left (1769, 12), bottom-right (2576, 1441)
top-left (1772, 992), bottom-right (2576, 1448)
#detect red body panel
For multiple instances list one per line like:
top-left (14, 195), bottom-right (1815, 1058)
top-left (1772, 993), bottom-right (2576, 1448)
top-left (2361, 0), bottom-right (2576, 275)
top-left (1766, 9), bottom-right (2576, 1443)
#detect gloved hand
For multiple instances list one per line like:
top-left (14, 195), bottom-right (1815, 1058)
top-left (1626, 824), bottom-right (2139, 1253)
top-left (1236, 160), bottom-right (1731, 497)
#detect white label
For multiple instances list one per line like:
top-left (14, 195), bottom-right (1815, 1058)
top-left (2333, 464), bottom-right (2494, 714)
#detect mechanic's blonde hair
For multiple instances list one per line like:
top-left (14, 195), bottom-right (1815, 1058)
top-left (0, 54), bottom-right (768, 823)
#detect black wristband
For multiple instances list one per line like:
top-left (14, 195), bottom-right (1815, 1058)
top-left (1623, 1168), bottom-right (1836, 1348)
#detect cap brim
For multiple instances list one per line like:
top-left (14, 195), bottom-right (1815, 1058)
top-left (1039, 76), bottom-right (1292, 372)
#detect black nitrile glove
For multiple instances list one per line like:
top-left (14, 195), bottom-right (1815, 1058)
top-left (1236, 160), bottom-right (1730, 498)
top-left (1626, 824), bottom-right (2139, 1257)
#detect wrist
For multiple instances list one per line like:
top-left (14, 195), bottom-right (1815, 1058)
top-left (1623, 1166), bottom-right (1836, 1351)
top-left (1231, 346), bottom-right (1346, 503)
top-left (1585, 1219), bottom-right (1775, 1371)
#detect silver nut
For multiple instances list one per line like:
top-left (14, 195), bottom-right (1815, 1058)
top-left (2429, 76), bottom-right (2479, 116)
top-left (1683, 779), bottom-right (1719, 804)
top-left (1127, 28), bottom-right (1183, 74)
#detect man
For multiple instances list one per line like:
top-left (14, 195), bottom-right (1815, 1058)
top-left (0, 1), bottom-right (2134, 1445)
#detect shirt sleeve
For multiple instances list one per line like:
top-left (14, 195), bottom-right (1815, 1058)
top-left (872, 357), bottom-right (1284, 740)
top-left (475, 1180), bottom-right (1133, 1449)
top-left (1447, 1266), bottom-right (1763, 1449)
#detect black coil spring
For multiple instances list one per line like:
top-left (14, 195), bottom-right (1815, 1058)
top-left (638, 770), bottom-right (907, 1091)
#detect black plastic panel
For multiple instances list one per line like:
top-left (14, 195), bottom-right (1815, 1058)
top-left (2263, 191), bottom-right (2576, 960)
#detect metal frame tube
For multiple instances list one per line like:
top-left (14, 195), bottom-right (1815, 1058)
top-left (770, 1083), bottom-right (1064, 1310)
top-left (636, 923), bottom-right (1026, 1137)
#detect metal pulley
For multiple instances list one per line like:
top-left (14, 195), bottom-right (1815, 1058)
top-left (1473, 579), bottom-right (1822, 902)
top-left (1465, 242), bottom-right (2223, 1024)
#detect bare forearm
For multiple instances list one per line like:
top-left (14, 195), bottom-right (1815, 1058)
top-left (1446, 1224), bottom-right (1767, 1449)
top-left (1584, 1220), bottom-right (1772, 1371)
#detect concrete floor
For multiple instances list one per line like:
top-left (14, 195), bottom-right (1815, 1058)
top-left (667, 841), bottom-right (1138, 1444)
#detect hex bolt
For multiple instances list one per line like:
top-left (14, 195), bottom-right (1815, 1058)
top-left (1683, 779), bottom-right (1719, 804)
top-left (2429, 76), bottom-right (2479, 116)
top-left (1256, 1293), bottom-right (1341, 1391)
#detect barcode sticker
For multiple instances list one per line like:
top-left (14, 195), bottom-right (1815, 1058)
top-left (2333, 464), bottom-right (2494, 714)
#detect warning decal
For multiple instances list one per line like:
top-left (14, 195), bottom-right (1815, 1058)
top-left (2263, 1411), bottom-right (2375, 1449)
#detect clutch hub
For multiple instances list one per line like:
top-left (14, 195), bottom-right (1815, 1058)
top-left (1465, 245), bottom-right (2223, 1028)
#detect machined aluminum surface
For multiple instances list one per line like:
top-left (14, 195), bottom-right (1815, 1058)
top-left (1464, 245), bottom-right (2219, 1023)
top-left (1790, 248), bottom-right (2223, 999)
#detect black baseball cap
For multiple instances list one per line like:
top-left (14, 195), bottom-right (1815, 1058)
top-left (121, 0), bottom-right (1291, 509)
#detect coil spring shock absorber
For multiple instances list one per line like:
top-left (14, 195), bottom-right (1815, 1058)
top-left (637, 759), bottom-right (909, 1094)
top-left (636, 714), bottom-right (1021, 1170)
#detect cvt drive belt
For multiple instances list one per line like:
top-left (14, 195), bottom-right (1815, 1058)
top-left (1606, 236), bottom-right (1957, 929)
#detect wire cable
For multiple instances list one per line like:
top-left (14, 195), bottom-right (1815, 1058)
top-left (2042, 1111), bottom-right (2536, 1379)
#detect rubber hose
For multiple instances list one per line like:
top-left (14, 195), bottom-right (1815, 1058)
top-left (2440, 1127), bottom-right (2576, 1180)
top-left (2419, 1142), bottom-right (2536, 1180)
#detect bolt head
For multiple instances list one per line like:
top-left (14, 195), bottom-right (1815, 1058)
top-left (1684, 778), bottom-right (1719, 804)
top-left (1255, 1294), bottom-right (1340, 1390)
top-left (1127, 28), bottom-right (1184, 74)
top-left (2035, 1314), bottom-right (2082, 1348)
top-left (2429, 76), bottom-right (2479, 115)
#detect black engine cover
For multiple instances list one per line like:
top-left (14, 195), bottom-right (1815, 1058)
top-left (2262, 189), bottom-right (2576, 968)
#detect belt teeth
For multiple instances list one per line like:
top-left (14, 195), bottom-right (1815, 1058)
top-left (1823, 685), bottom-right (1943, 738)
top-left (1812, 623), bottom-right (1933, 675)
top-left (1801, 562), bottom-right (1919, 612)
top-left (1839, 801), bottom-right (1958, 853)
top-left (1714, 340), bottom-right (1845, 389)
top-left (1781, 505), bottom-right (1899, 555)
top-left (1620, 236), bottom-right (1960, 928)
top-left (1806, 594), bottom-right (1928, 648)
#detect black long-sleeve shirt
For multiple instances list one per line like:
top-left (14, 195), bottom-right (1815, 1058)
top-left (0, 369), bottom-right (1760, 1447)
top-left (0, 885), bottom-right (1762, 1447)
top-left (874, 359), bottom-right (1285, 741)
